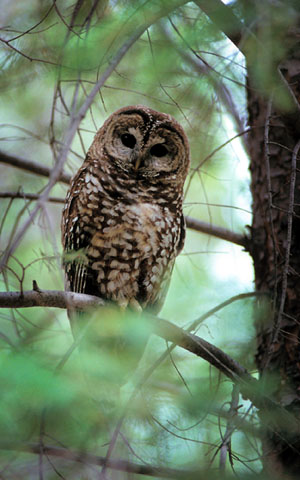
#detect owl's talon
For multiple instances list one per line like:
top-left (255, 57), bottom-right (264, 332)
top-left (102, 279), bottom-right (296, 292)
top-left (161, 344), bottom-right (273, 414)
top-left (118, 298), bottom-right (142, 313)
top-left (129, 298), bottom-right (143, 313)
top-left (118, 299), bottom-right (129, 311)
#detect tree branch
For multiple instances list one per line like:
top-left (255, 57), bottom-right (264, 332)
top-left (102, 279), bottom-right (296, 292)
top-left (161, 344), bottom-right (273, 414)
top-left (0, 150), bottom-right (71, 185)
top-left (0, 293), bottom-right (277, 395)
top-left (0, 192), bottom-right (247, 249)
top-left (0, 289), bottom-right (103, 309)
top-left (0, 288), bottom-right (299, 437)
top-left (0, 442), bottom-right (199, 479)
top-left (185, 216), bottom-right (248, 249)
top-left (0, 192), bottom-right (65, 203)
top-left (0, 288), bottom-right (249, 380)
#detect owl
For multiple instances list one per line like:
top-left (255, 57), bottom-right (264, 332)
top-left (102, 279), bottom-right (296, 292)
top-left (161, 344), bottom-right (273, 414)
top-left (61, 105), bottom-right (190, 316)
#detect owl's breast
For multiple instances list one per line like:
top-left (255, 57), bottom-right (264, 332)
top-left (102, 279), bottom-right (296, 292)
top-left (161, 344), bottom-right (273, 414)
top-left (82, 197), bottom-right (181, 309)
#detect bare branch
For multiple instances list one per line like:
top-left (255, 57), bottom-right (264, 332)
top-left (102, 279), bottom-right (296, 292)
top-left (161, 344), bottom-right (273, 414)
top-left (0, 150), bottom-right (71, 185)
top-left (185, 216), bottom-right (248, 249)
top-left (0, 442), bottom-right (200, 479)
top-left (0, 36), bottom-right (59, 66)
top-left (150, 314), bottom-right (300, 439)
top-left (0, 289), bottom-right (103, 309)
top-left (0, 192), bottom-right (65, 203)
top-left (0, 172), bottom-right (247, 248)
top-left (0, 289), bottom-right (252, 383)
top-left (150, 314), bottom-right (251, 383)
top-left (0, 0), bottom-right (190, 269)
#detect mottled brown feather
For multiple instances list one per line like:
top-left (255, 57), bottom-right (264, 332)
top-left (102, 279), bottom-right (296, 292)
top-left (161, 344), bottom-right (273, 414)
top-left (62, 105), bottom-right (190, 313)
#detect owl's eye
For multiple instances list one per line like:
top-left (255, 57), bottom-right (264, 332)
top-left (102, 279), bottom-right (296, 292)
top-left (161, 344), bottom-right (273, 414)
top-left (121, 133), bottom-right (136, 149)
top-left (150, 144), bottom-right (168, 158)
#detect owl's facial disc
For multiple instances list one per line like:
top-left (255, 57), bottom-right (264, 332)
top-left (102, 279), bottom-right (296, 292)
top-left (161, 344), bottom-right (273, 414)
top-left (101, 108), bottom-right (189, 182)
top-left (113, 125), bottom-right (181, 177)
top-left (118, 130), bottom-right (173, 173)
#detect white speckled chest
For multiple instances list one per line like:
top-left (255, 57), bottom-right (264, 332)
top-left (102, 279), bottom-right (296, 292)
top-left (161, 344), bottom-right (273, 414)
top-left (62, 164), bottom-right (184, 311)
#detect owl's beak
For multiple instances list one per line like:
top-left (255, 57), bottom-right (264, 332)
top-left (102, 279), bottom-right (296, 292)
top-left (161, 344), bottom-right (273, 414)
top-left (134, 157), bottom-right (142, 170)
top-left (131, 146), bottom-right (142, 170)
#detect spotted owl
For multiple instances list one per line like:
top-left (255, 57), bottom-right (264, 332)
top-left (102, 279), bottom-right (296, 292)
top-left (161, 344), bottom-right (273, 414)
top-left (61, 105), bottom-right (190, 315)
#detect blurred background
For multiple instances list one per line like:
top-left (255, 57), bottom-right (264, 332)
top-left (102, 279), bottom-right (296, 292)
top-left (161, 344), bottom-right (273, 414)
top-left (0, 1), bottom-right (259, 478)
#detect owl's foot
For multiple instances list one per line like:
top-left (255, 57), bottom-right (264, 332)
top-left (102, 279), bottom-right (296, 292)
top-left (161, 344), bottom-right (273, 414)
top-left (118, 298), bottom-right (143, 313)
top-left (129, 298), bottom-right (143, 313)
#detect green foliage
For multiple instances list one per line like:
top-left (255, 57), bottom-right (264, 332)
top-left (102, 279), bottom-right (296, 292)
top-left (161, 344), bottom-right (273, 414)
top-left (2, 0), bottom-right (293, 478)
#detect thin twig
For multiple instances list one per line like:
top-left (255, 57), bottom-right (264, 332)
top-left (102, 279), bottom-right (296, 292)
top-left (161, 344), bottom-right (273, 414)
top-left (168, 17), bottom-right (245, 89)
top-left (0, 36), bottom-right (59, 66)
top-left (263, 98), bottom-right (279, 367)
top-left (264, 97), bottom-right (278, 320)
top-left (0, 150), bottom-right (71, 184)
top-left (146, 28), bottom-right (192, 128)
top-left (0, 442), bottom-right (199, 479)
top-left (184, 129), bottom-right (251, 199)
top-left (219, 384), bottom-right (240, 471)
top-left (0, 192), bottom-right (65, 203)
top-left (187, 292), bottom-right (264, 333)
top-left (272, 139), bottom-right (300, 345)
top-left (6, 4), bottom-right (55, 42)
top-left (99, 415), bottom-right (126, 478)
top-left (0, 0), bottom-right (190, 271)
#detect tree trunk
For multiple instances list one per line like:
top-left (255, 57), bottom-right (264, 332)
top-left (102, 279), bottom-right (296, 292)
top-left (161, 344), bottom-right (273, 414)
top-left (247, 27), bottom-right (300, 477)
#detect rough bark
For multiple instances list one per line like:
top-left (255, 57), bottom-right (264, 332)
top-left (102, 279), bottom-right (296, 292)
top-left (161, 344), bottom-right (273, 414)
top-left (247, 20), bottom-right (300, 478)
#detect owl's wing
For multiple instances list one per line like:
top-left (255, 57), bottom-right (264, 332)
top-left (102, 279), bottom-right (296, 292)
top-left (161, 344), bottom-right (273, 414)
top-left (62, 211), bottom-right (102, 338)
top-left (176, 213), bottom-right (186, 255)
top-left (150, 213), bottom-right (186, 314)
top-left (63, 215), bottom-right (90, 295)
top-left (149, 260), bottom-right (175, 315)
top-left (62, 163), bottom-right (100, 298)
top-left (62, 174), bottom-right (94, 297)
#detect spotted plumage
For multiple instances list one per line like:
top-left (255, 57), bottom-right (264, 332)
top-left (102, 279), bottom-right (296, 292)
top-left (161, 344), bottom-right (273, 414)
top-left (62, 105), bottom-right (190, 314)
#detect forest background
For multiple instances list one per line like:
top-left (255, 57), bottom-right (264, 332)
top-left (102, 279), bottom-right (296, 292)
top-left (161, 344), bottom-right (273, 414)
top-left (1, 1), bottom-right (300, 479)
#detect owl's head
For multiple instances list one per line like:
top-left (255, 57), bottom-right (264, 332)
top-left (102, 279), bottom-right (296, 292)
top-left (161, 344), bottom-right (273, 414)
top-left (92, 105), bottom-right (190, 185)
